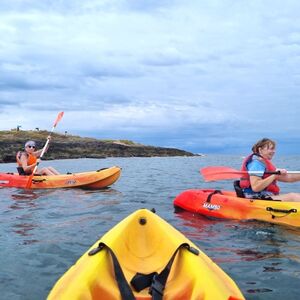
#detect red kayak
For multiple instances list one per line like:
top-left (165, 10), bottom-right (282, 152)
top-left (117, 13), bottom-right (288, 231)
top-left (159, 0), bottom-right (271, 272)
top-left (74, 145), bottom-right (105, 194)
top-left (174, 189), bottom-right (300, 227)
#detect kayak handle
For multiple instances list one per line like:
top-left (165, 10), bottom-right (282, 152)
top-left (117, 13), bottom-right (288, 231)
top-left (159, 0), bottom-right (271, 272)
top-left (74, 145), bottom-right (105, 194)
top-left (266, 207), bottom-right (297, 219)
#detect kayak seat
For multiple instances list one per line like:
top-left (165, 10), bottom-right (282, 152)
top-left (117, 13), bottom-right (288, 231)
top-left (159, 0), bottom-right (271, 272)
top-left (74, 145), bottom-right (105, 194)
top-left (233, 181), bottom-right (279, 201)
top-left (17, 167), bottom-right (26, 176)
top-left (17, 167), bottom-right (43, 177)
top-left (233, 180), bottom-right (245, 198)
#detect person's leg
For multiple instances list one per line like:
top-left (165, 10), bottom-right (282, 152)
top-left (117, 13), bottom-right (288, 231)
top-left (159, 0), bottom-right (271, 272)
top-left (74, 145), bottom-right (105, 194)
top-left (36, 167), bottom-right (56, 176)
top-left (272, 193), bottom-right (300, 202)
top-left (48, 167), bottom-right (60, 175)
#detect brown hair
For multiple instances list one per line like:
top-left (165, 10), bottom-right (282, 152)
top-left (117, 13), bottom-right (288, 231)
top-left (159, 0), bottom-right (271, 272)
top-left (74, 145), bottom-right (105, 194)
top-left (252, 138), bottom-right (276, 154)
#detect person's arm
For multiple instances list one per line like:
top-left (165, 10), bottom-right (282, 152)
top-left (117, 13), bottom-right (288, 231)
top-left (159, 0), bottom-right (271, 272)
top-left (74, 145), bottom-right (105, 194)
top-left (276, 170), bottom-right (300, 183)
top-left (20, 154), bottom-right (37, 174)
top-left (247, 159), bottom-right (277, 192)
top-left (33, 136), bottom-right (51, 158)
top-left (250, 174), bottom-right (277, 192)
top-left (33, 149), bottom-right (43, 158)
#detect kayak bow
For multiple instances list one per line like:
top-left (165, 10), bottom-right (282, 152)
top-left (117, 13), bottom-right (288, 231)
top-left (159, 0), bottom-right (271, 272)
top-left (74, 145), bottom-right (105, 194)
top-left (48, 209), bottom-right (244, 300)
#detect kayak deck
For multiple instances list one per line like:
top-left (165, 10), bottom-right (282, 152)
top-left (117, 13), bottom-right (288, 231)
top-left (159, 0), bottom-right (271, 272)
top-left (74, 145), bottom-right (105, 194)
top-left (48, 209), bottom-right (244, 300)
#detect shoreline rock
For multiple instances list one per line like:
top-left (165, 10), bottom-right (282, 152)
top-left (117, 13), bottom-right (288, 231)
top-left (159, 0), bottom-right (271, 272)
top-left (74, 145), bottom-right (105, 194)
top-left (0, 130), bottom-right (197, 163)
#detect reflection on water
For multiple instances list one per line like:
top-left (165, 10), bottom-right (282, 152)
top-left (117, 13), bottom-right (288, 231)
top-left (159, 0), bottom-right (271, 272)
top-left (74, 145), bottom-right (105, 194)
top-left (10, 189), bottom-right (55, 202)
top-left (11, 190), bottom-right (40, 202)
top-left (81, 187), bottom-right (122, 195)
top-left (263, 263), bottom-right (283, 272)
top-left (247, 288), bottom-right (273, 294)
top-left (174, 209), bottom-right (294, 263)
top-left (6, 187), bottom-right (124, 247)
top-left (8, 191), bottom-right (41, 243)
top-left (235, 248), bottom-right (282, 261)
top-left (13, 222), bottom-right (38, 236)
top-left (9, 198), bottom-right (37, 211)
top-left (174, 209), bottom-right (223, 238)
top-left (9, 190), bottom-right (54, 243)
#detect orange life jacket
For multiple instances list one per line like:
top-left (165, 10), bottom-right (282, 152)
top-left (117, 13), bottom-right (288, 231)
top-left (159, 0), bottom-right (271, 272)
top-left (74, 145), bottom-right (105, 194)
top-left (16, 151), bottom-right (37, 174)
top-left (239, 153), bottom-right (280, 195)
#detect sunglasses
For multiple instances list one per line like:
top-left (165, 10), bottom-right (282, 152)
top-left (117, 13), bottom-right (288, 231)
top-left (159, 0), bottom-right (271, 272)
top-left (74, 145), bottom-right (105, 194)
top-left (27, 145), bottom-right (36, 149)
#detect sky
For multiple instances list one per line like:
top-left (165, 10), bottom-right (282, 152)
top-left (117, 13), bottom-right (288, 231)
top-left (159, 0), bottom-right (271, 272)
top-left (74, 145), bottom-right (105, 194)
top-left (0, 0), bottom-right (300, 154)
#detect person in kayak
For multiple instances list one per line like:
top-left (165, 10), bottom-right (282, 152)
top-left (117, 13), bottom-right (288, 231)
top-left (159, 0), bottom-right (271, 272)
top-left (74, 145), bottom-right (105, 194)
top-left (16, 140), bottom-right (60, 176)
top-left (240, 138), bottom-right (300, 201)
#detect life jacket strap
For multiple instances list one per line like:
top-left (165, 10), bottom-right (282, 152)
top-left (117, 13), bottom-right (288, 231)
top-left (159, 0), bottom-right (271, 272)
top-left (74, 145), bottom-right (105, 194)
top-left (149, 243), bottom-right (199, 300)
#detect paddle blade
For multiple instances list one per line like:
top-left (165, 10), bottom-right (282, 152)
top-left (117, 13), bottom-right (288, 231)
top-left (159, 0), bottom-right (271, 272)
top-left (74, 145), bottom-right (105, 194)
top-left (200, 166), bottom-right (245, 182)
top-left (25, 173), bottom-right (34, 189)
top-left (53, 111), bottom-right (64, 127)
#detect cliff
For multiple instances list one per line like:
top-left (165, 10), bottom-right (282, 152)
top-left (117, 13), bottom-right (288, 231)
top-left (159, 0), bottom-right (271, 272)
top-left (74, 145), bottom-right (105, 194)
top-left (0, 130), bottom-right (196, 163)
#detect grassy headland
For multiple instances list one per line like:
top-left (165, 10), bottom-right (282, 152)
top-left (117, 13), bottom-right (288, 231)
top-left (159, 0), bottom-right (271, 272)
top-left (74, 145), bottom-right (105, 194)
top-left (0, 130), bottom-right (196, 163)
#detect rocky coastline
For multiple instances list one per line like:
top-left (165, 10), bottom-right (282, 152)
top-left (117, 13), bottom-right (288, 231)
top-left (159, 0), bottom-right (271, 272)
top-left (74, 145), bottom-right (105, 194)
top-left (0, 130), bottom-right (196, 163)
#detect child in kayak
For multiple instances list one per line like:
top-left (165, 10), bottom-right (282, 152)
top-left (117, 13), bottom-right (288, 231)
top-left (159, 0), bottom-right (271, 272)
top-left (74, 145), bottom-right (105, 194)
top-left (16, 140), bottom-right (60, 176)
top-left (240, 138), bottom-right (300, 201)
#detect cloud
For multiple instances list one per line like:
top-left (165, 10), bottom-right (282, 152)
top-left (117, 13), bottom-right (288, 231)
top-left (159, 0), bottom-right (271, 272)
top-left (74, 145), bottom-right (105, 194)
top-left (0, 0), bottom-right (300, 154)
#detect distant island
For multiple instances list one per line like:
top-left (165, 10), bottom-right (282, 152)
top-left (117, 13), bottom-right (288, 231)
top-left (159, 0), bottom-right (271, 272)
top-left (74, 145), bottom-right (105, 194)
top-left (0, 130), bottom-right (196, 163)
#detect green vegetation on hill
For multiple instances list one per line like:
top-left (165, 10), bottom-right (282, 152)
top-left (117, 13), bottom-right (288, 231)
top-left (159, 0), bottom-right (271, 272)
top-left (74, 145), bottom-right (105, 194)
top-left (0, 130), bottom-right (195, 163)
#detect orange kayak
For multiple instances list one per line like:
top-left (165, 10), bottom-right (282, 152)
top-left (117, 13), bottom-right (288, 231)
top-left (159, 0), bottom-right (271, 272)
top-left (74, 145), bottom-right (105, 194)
top-left (0, 166), bottom-right (121, 189)
top-left (174, 189), bottom-right (300, 227)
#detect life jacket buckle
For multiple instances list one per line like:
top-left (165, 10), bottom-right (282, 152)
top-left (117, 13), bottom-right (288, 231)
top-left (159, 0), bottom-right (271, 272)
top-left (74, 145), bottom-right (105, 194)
top-left (149, 274), bottom-right (164, 296)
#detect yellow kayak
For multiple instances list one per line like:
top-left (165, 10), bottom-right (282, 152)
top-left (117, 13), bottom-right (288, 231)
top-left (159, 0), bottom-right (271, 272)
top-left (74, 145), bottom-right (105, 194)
top-left (48, 209), bottom-right (244, 300)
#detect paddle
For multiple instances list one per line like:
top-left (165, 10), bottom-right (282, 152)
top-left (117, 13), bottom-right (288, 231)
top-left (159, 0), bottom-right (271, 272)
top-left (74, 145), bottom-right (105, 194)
top-left (200, 166), bottom-right (300, 182)
top-left (25, 112), bottom-right (64, 189)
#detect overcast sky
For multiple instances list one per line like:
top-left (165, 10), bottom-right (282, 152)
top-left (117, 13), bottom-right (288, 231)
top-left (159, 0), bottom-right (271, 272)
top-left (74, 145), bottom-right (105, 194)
top-left (0, 0), bottom-right (300, 154)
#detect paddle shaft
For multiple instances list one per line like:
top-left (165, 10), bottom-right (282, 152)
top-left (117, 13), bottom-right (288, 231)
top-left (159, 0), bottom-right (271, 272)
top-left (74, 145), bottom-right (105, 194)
top-left (201, 166), bottom-right (300, 181)
top-left (246, 171), bottom-right (300, 175)
top-left (31, 125), bottom-right (56, 173)
top-left (207, 170), bottom-right (300, 175)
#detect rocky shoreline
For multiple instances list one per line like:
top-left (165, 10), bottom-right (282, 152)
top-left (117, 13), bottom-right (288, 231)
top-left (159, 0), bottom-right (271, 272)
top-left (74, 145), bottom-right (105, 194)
top-left (0, 130), bottom-right (196, 163)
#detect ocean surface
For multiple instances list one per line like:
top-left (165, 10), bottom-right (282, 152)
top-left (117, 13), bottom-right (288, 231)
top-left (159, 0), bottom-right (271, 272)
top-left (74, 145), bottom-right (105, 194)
top-left (1, 155), bottom-right (300, 300)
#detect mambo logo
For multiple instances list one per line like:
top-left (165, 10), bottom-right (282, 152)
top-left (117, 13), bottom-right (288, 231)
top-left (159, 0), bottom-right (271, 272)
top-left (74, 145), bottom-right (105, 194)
top-left (65, 180), bottom-right (77, 185)
top-left (203, 202), bottom-right (221, 210)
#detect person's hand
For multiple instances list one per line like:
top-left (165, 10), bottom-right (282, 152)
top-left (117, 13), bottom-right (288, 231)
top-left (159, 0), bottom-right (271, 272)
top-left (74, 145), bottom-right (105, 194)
top-left (277, 168), bottom-right (287, 175)
top-left (275, 168), bottom-right (287, 180)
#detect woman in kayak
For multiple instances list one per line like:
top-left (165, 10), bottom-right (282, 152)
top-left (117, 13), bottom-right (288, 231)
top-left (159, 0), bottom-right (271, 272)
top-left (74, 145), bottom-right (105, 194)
top-left (16, 140), bottom-right (60, 176)
top-left (240, 138), bottom-right (300, 201)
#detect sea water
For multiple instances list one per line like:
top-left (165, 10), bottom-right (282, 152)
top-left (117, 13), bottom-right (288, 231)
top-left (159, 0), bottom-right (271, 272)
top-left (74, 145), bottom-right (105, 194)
top-left (1, 155), bottom-right (300, 300)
